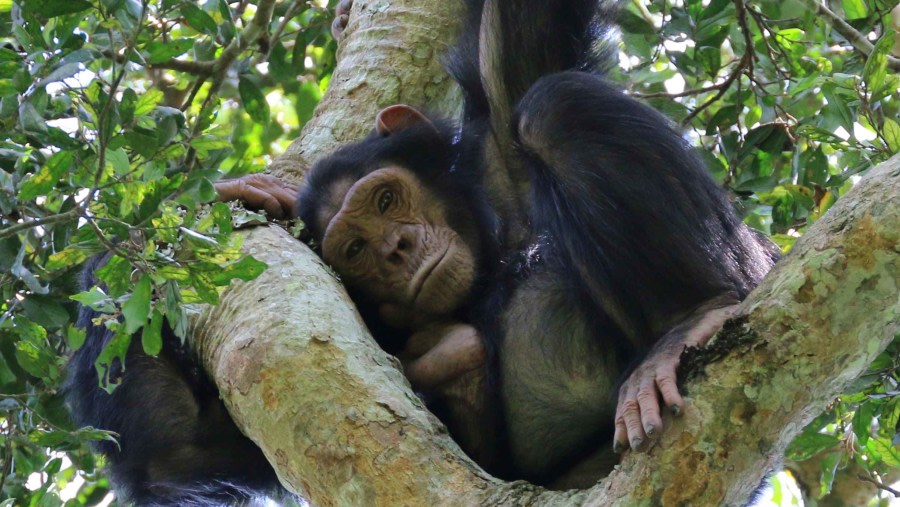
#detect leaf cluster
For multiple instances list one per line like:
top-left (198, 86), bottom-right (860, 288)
top-left (0, 0), bottom-right (336, 504)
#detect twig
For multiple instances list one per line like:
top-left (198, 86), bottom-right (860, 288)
top-left (857, 474), bottom-right (900, 497)
top-left (150, 58), bottom-right (215, 76)
top-left (682, 52), bottom-right (749, 125)
top-left (801, 0), bottom-right (900, 71)
top-left (258, 0), bottom-right (305, 64)
top-left (0, 208), bottom-right (82, 240)
top-left (631, 82), bottom-right (728, 100)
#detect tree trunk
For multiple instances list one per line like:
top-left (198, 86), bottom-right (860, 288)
top-left (266, 0), bottom-right (464, 183)
top-left (192, 1), bottom-right (900, 505)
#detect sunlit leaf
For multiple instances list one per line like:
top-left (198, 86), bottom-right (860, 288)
top-left (122, 274), bottom-right (152, 334)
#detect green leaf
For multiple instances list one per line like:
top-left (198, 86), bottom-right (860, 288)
top-left (141, 308), bottom-right (164, 356)
top-left (94, 327), bottom-right (131, 390)
top-left (145, 38), bottom-right (194, 64)
top-left (36, 61), bottom-right (82, 88)
top-left (190, 136), bottom-right (232, 158)
top-left (817, 452), bottom-right (841, 497)
top-left (882, 118), bottom-right (900, 154)
top-left (868, 437), bottom-right (900, 467)
top-left (18, 101), bottom-right (48, 134)
top-left (841, 0), bottom-right (868, 19)
top-left (25, 0), bottom-right (92, 17)
top-left (71, 287), bottom-right (114, 313)
top-left (18, 151), bottom-right (74, 200)
top-left (122, 274), bottom-right (152, 334)
top-left (96, 255), bottom-right (131, 297)
top-left (67, 325), bottom-right (86, 351)
top-left (22, 295), bottom-right (69, 328)
top-left (852, 401), bottom-right (874, 445)
top-left (191, 272), bottom-right (219, 304)
top-left (46, 244), bottom-right (93, 271)
top-left (211, 256), bottom-right (267, 285)
top-left (238, 75), bottom-right (270, 125)
top-left (786, 432), bottom-right (840, 461)
top-left (107, 147), bottom-right (131, 176)
top-left (134, 89), bottom-right (164, 116)
top-left (181, 3), bottom-right (218, 35)
top-left (863, 31), bottom-right (895, 95)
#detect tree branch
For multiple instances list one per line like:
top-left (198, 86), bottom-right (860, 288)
top-left (801, 0), bottom-right (900, 71)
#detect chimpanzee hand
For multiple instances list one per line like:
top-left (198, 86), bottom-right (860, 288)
top-left (613, 303), bottom-right (740, 453)
top-left (331, 0), bottom-right (353, 40)
top-left (214, 174), bottom-right (298, 219)
top-left (399, 322), bottom-right (485, 392)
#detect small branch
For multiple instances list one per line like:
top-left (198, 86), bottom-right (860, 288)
top-left (681, 52), bottom-right (749, 125)
top-left (857, 474), bottom-right (900, 497)
top-left (257, 0), bottom-right (305, 65)
top-left (801, 0), bottom-right (900, 71)
top-left (630, 82), bottom-right (726, 100)
top-left (0, 208), bottom-right (82, 240)
top-left (150, 59), bottom-right (215, 76)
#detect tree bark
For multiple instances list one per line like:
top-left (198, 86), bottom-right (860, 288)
top-left (192, 1), bottom-right (899, 505)
top-left (266, 0), bottom-right (464, 183)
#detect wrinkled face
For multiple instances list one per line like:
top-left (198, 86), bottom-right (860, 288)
top-left (320, 166), bottom-right (476, 328)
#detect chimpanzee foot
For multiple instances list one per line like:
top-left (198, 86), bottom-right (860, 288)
top-left (331, 0), bottom-right (353, 40)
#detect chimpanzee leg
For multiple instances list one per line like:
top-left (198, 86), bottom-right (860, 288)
top-left (66, 291), bottom-right (282, 504)
top-left (514, 71), bottom-right (771, 352)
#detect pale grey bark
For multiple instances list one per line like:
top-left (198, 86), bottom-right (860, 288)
top-left (267, 0), bottom-right (464, 183)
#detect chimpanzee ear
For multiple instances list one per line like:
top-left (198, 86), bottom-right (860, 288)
top-left (375, 104), bottom-right (435, 136)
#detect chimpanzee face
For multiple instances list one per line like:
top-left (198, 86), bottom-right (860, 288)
top-left (319, 166), bottom-right (477, 329)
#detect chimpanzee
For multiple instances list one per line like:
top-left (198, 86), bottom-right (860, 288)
top-left (65, 0), bottom-right (779, 504)
top-left (293, 0), bottom-right (780, 488)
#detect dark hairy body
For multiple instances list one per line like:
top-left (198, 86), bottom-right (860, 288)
top-left (64, 0), bottom-right (779, 504)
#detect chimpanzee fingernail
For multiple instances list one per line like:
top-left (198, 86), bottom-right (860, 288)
top-left (670, 404), bottom-right (681, 416)
top-left (613, 441), bottom-right (625, 453)
top-left (631, 437), bottom-right (643, 450)
top-left (645, 424), bottom-right (656, 436)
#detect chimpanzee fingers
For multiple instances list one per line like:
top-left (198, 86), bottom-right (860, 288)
top-left (613, 420), bottom-right (628, 453)
top-left (655, 364), bottom-right (683, 416)
top-left (331, 14), bottom-right (350, 40)
top-left (241, 185), bottom-right (288, 219)
top-left (615, 396), bottom-right (647, 452)
top-left (336, 0), bottom-right (351, 16)
top-left (636, 379), bottom-right (662, 440)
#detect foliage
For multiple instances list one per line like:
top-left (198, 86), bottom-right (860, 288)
top-left (0, 0), bottom-right (896, 506)
top-left (0, 0), bottom-right (336, 504)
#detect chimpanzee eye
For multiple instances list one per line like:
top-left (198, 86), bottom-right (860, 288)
top-left (378, 190), bottom-right (394, 214)
top-left (346, 239), bottom-right (365, 259)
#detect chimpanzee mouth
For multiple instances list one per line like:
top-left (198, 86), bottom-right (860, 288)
top-left (410, 245), bottom-right (450, 304)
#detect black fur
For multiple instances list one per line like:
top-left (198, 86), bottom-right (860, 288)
top-left (64, 255), bottom-right (283, 506)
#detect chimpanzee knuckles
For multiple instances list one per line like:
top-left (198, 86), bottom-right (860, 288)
top-left (331, 0), bottom-right (353, 40)
top-left (375, 104), bottom-right (434, 136)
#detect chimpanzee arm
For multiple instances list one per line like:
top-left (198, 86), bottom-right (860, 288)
top-left (514, 72), bottom-right (775, 449)
top-left (398, 322), bottom-right (485, 391)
